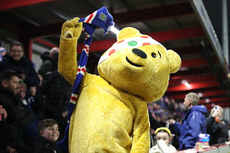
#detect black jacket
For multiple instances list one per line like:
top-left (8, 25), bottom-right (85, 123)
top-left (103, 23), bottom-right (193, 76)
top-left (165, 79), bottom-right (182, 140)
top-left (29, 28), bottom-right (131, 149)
top-left (0, 122), bottom-right (31, 153)
top-left (33, 136), bottom-right (63, 153)
top-left (206, 116), bottom-right (228, 145)
top-left (0, 86), bottom-right (33, 152)
top-left (0, 86), bottom-right (36, 149)
top-left (0, 54), bottom-right (40, 87)
top-left (0, 86), bottom-right (34, 126)
top-left (40, 70), bottom-right (72, 118)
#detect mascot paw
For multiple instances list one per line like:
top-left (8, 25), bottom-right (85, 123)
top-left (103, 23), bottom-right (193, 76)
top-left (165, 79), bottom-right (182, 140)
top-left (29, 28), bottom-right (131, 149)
top-left (61, 17), bottom-right (83, 39)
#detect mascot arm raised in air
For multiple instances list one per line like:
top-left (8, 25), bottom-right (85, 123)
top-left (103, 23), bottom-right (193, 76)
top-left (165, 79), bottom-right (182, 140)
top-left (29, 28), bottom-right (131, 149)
top-left (58, 17), bottom-right (82, 85)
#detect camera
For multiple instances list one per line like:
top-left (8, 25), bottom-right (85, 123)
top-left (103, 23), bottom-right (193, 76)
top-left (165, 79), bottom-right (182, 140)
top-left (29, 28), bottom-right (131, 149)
top-left (214, 106), bottom-right (220, 111)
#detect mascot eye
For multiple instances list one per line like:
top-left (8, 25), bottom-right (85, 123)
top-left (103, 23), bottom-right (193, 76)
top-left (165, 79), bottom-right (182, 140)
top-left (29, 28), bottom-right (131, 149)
top-left (128, 41), bottom-right (137, 46)
top-left (151, 52), bottom-right (156, 58)
top-left (158, 51), bottom-right (161, 58)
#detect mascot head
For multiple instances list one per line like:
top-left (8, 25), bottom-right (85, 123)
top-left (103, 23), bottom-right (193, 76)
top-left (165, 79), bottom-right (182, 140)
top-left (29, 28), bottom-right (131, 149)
top-left (97, 27), bottom-right (181, 102)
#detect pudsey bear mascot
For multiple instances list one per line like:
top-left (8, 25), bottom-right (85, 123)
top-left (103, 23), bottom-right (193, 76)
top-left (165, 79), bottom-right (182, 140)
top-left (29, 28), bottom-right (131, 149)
top-left (58, 8), bottom-right (181, 153)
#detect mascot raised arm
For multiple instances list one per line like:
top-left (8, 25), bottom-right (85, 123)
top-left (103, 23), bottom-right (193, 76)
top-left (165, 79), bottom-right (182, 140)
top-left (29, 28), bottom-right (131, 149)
top-left (58, 10), bottom-right (181, 153)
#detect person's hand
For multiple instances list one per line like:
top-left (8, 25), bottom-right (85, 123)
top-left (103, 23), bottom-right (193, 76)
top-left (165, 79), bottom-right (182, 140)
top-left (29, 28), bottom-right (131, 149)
top-left (211, 109), bottom-right (218, 118)
top-left (62, 110), bottom-right (68, 118)
top-left (1, 107), bottom-right (7, 119)
top-left (6, 146), bottom-right (18, 153)
top-left (166, 119), bottom-right (175, 125)
top-left (19, 74), bottom-right (26, 80)
top-left (0, 105), bottom-right (7, 120)
top-left (29, 86), bottom-right (37, 96)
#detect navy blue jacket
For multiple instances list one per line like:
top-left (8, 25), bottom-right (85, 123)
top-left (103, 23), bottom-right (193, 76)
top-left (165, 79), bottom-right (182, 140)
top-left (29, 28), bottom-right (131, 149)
top-left (174, 105), bottom-right (207, 150)
top-left (0, 54), bottom-right (40, 87)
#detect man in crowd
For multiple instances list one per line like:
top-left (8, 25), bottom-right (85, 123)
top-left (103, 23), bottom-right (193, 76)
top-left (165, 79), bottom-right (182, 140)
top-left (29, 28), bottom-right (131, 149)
top-left (167, 92), bottom-right (207, 150)
top-left (0, 41), bottom-right (40, 97)
top-left (38, 47), bottom-right (59, 78)
top-left (0, 70), bottom-right (33, 153)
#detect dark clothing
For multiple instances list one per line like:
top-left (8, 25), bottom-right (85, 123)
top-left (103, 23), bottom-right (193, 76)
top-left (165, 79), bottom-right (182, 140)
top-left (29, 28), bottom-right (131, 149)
top-left (0, 54), bottom-right (40, 87)
top-left (0, 86), bottom-right (34, 126)
top-left (33, 136), bottom-right (63, 153)
top-left (0, 123), bottom-right (31, 153)
top-left (38, 52), bottom-right (58, 77)
top-left (0, 122), bottom-right (13, 150)
top-left (23, 88), bottom-right (46, 145)
top-left (149, 112), bottom-right (161, 130)
top-left (40, 70), bottom-right (71, 118)
top-left (0, 86), bottom-right (34, 152)
top-left (40, 70), bottom-right (72, 139)
top-left (38, 59), bottom-right (53, 77)
top-left (26, 88), bottom-right (46, 120)
top-left (206, 116), bottom-right (228, 145)
top-left (0, 87), bottom-right (19, 124)
top-left (173, 105), bottom-right (207, 150)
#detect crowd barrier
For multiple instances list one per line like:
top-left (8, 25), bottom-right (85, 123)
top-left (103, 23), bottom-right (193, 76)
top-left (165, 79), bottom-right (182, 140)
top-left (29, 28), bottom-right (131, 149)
top-left (176, 144), bottom-right (230, 153)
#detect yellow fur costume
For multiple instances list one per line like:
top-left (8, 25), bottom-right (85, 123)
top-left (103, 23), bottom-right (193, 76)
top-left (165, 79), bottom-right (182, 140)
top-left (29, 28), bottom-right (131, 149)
top-left (58, 18), bottom-right (181, 153)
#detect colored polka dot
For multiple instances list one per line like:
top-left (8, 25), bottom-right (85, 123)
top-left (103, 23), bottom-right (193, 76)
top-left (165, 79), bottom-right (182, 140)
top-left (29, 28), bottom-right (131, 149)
top-left (142, 42), bottom-right (151, 46)
top-left (117, 40), bottom-right (125, 44)
top-left (140, 36), bottom-right (148, 38)
top-left (128, 41), bottom-right (137, 46)
top-left (109, 49), bottom-right (116, 56)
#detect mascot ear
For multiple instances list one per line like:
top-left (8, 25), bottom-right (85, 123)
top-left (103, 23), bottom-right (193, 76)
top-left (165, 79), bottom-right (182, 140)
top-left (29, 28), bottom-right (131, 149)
top-left (167, 49), bottom-right (181, 74)
top-left (117, 27), bottom-right (141, 41)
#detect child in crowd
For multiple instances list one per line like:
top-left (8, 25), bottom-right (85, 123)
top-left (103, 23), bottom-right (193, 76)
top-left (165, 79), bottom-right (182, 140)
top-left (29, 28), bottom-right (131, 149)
top-left (150, 127), bottom-right (177, 153)
top-left (33, 118), bottom-right (63, 153)
top-left (206, 105), bottom-right (228, 145)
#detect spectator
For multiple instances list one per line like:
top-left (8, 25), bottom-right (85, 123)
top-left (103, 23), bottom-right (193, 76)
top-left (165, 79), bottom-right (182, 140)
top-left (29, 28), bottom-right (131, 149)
top-left (18, 79), bottom-right (45, 120)
top-left (0, 46), bottom-right (6, 62)
top-left (149, 111), bottom-right (164, 147)
top-left (38, 51), bottom-right (52, 77)
top-left (0, 70), bottom-right (32, 153)
top-left (150, 127), bottom-right (177, 153)
top-left (17, 80), bottom-right (44, 146)
top-left (0, 41), bottom-right (40, 97)
top-left (206, 105), bottom-right (228, 145)
top-left (166, 92), bottom-right (207, 150)
top-left (27, 85), bottom-right (45, 120)
top-left (38, 47), bottom-right (59, 78)
top-left (148, 97), bottom-right (185, 149)
top-left (40, 50), bottom-right (72, 140)
top-left (32, 118), bottom-right (63, 153)
top-left (0, 70), bottom-right (21, 123)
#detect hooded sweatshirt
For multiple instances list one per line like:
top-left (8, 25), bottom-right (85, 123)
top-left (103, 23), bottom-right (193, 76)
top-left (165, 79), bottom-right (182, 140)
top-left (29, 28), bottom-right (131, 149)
top-left (173, 105), bottom-right (207, 150)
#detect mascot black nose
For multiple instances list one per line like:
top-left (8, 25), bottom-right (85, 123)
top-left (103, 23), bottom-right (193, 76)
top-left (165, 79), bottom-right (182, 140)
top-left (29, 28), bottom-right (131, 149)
top-left (132, 48), bottom-right (147, 59)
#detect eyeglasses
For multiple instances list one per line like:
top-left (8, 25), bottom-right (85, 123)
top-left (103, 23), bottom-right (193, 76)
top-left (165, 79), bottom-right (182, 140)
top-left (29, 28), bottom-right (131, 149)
top-left (10, 50), bottom-right (23, 53)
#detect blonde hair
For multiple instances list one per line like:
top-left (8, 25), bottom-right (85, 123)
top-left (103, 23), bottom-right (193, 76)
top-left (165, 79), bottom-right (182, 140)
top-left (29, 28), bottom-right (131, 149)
top-left (210, 105), bottom-right (223, 120)
top-left (186, 92), bottom-right (199, 106)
